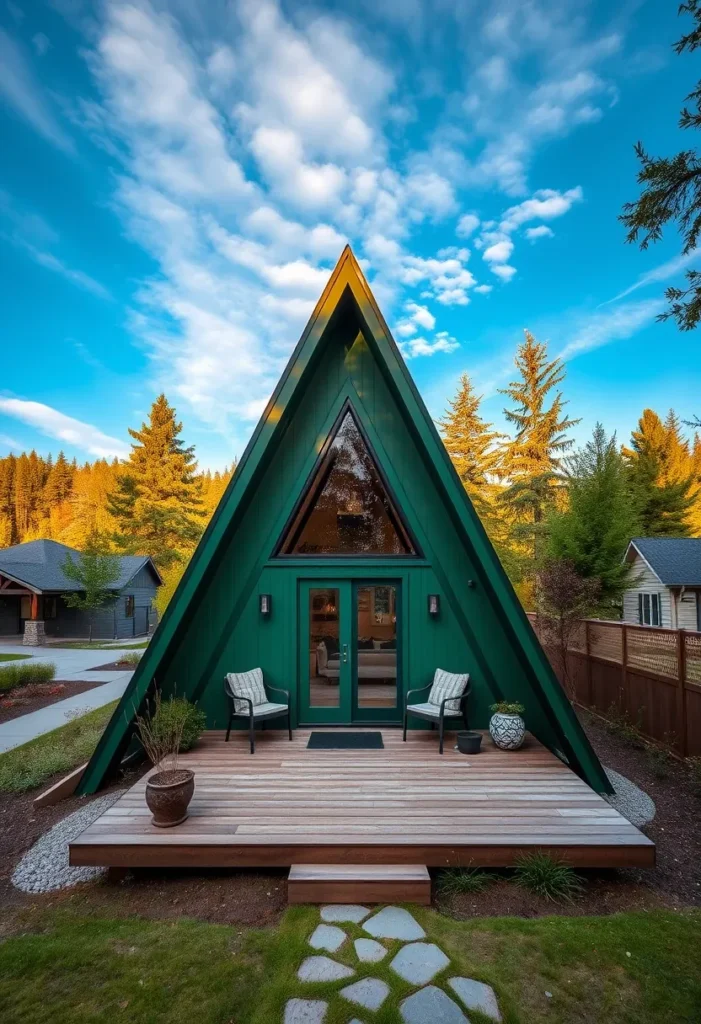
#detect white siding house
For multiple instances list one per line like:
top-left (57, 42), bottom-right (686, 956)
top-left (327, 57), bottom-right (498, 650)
top-left (623, 539), bottom-right (701, 631)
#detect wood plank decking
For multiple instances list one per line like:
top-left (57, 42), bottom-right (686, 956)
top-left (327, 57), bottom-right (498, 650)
top-left (70, 729), bottom-right (655, 870)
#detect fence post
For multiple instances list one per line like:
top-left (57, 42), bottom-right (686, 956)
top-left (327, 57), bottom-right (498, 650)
top-left (677, 629), bottom-right (688, 757)
top-left (621, 624), bottom-right (628, 716)
top-left (584, 620), bottom-right (593, 707)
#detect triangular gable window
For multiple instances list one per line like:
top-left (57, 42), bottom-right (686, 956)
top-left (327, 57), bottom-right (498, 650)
top-left (277, 408), bottom-right (416, 556)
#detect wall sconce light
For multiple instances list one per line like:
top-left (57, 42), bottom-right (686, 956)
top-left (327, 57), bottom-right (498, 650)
top-left (428, 594), bottom-right (440, 617)
top-left (259, 594), bottom-right (272, 616)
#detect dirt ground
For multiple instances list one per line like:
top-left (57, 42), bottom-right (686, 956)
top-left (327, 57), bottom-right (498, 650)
top-left (0, 712), bottom-right (699, 930)
top-left (0, 682), bottom-right (103, 724)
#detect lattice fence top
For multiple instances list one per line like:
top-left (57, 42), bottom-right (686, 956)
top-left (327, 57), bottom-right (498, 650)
top-left (685, 632), bottom-right (701, 685)
top-left (626, 627), bottom-right (678, 679)
top-left (588, 622), bottom-right (623, 664)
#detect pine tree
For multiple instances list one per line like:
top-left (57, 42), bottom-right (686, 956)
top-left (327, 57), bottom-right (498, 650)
top-left (624, 408), bottom-right (695, 536)
top-left (0, 454), bottom-right (17, 545)
top-left (108, 394), bottom-right (206, 568)
top-left (499, 331), bottom-right (579, 560)
top-left (548, 424), bottom-right (640, 609)
top-left (438, 373), bottom-right (503, 515)
top-left (620, 0), bottom-right (701, 330)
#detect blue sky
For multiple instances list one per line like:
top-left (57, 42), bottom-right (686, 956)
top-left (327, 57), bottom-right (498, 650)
top-left (0, 0), bottom-right (698, 470)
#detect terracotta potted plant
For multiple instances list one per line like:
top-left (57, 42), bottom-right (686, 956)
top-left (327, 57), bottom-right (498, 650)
top-left (489, 701), bottom-right (526, 750)
top-left (135, 692), bottom-right (201, 827)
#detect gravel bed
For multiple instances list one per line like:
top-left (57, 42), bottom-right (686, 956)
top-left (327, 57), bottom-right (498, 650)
top-left (12, 790), bottom-right (124, 893)
top-left (603, 766), bottom-right (656, 828)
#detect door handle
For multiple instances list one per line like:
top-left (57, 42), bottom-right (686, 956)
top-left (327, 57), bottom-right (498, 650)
top-left (342, 644), bottom-right (348, 663)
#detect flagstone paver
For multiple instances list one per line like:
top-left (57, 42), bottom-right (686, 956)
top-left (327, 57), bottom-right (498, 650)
top-left (297, 956), bottom-right (355, 983)
top-left (390, 942), bottom-right (450, 985)
top-left (400, 986), bottom-right (469, 1024)
top-left (354, 937), bottom-right (387, 963)
top-left (449, 977), bottom-right (502, 1021)
top-left (309, 924), bottom-right (346, 953)
top-left (340, 978), bottom-right (390, 1012)
top-left (362, 906), bottom-right (426, 941)
top-left (283, 998), bottom-right (328, 1024)
top-left (320, 905), bottom-right (369, 924)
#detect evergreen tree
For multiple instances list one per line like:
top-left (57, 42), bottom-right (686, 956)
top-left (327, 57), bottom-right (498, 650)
top-left (624, 408), bottom-right (695, 536)
top-left (499, 331), bottom-right (579, 560)
top-left (108, 394), bottom-right (206, 568)
top-left (0, 454), bottom-right (17, 545)
top-left (43, 451), bottom-right (74, 508)
top-left (548, 424), bottom-right (640, 609)
top-left (620, 1), bottom-right (701, 330)
top-left (438, 373), bottom-right (503, 514)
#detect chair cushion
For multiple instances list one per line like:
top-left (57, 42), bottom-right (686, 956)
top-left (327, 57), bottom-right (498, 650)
top-left (406, 702), bottom-right (441, 717)
top-left (428, 668), bottom-right (469, 712)
top-left (234, 701), bottom-right (288, 718)
top-left (226, 668), bottom-right (267, 714)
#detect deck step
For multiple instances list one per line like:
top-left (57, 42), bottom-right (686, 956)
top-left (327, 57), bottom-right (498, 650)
top-left (287, 863), bottom-right (431, 905)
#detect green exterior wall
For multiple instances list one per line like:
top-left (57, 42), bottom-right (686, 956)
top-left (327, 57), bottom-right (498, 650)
top-left (78, 250), bottom-right (611, 795)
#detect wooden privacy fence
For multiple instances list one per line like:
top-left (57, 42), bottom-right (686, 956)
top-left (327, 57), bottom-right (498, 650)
top-left (528, 614), bottom-right (701, 758)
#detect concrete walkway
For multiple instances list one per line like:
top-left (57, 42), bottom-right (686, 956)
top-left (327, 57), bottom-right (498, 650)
top-left (0, 642), bottom-right (137, 754)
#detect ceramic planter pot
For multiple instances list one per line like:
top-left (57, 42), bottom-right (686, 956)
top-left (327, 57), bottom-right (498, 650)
top-left (489, 713), bottom-right (525, 750)
top-left (456, 730), bottom-right (483, 755)
top-left (145, 768), bottom-right (195, 827)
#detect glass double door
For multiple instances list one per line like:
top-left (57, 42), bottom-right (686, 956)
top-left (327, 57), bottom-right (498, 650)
top-left (300, 580), bottom-right (401, 724)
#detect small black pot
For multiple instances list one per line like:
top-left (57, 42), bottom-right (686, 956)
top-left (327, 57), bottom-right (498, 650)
top-left (456, 730), bottom-right (482, 755)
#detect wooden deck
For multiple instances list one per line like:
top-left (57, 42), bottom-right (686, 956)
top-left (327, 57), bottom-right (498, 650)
top-left (70, 729), bottom-right (655, 870)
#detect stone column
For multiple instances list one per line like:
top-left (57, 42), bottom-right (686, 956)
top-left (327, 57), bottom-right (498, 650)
top-left (23, 620), bottom-right (46, 646)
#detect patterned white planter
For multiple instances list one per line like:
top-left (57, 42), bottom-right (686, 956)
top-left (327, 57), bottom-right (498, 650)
top-left (489, 712), bottom-right (525, 750)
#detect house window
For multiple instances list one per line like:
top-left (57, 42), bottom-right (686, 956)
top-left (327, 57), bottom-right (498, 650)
top-left (44, 597), bottom-right (57, 620)
top-left (125, 595), bottom-right (135, 618)
top-left (638, 593), bottom-right (661, 627)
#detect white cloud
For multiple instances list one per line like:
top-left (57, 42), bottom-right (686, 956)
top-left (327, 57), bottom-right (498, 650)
top-left (558, 298), bottom-right (666, 360)
top-left (483, 238), bottom-right (514, 264)
top-left (250, 125), bottom-right (346, 210)
top-left (400, 333), bottom-right (460, 358)
top-left (15, 240), bottom-right (112, 300)
top-left (206, 44), bottom-right (236, 88)
top-left (491, 264), bottom-right (517, 281)
top-left (604, 248), bottom-right (701, 304)
top-left (405, 301), bottom-right (436, 330)
top-left (474, 283), bottom-right (493, 294)
top-left (499, 186), bottom-right (583, 232)
top-left (0, 399), bottom-right (129, 458)
top-left (0, 30), bottom-right (74, 153)
top-left (525, 225), bottom-right (554, 240)
top-left (32, 33), bottom-right (50, 57)
top-left (435, 288), bottom-right (470, 306)
top-left (456, 213), bottom-right (480, 238)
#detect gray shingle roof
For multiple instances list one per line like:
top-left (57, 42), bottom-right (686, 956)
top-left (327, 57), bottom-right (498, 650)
top-left (630, 537), bottom-right (701, 587)
top-left (0, 539), bottom-right (159, 593)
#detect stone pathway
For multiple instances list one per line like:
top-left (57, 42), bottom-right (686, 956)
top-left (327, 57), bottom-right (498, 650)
top-left (283, 904), bottom-right (503, 1023)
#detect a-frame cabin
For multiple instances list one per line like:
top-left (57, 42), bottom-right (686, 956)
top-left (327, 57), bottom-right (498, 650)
top-left (72, 248), bottom-right (654, 890)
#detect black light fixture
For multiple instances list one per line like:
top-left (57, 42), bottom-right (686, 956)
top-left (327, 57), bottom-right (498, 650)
top-left (259, 594), bottom-right (272, 616)
top-left (428, 594), bottom-right (440, 617)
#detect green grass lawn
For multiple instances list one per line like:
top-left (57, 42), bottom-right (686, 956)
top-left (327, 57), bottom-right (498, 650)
top-left (0, 654), bottom-right (31, 663)
top-left (0, 701), bottom-right (118, 792)
top-left (0, 906), bottom-right (699, 1023)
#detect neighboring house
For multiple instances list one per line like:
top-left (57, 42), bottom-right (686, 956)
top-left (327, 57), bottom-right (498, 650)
top-left (0, 539), bottom-right (162, 643)
top-left (623, 538), bottom-right (701, 631)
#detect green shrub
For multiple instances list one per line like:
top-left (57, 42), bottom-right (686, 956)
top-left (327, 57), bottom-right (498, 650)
top-left (0, 661), bottom-right (56, 692)
top-left (436, 867), bottom-right (494, 896)
top-left (121, 652), bottom-right (142, 667)
top-left (153, 695), bottom-right (206, 752)
top-left (513, 851), bottom-right (584, 902)
top-left (490, 701), bottom-right (525, 715)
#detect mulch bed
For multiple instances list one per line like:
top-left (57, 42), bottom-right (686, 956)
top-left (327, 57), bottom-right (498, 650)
top-left (0, 712), bottom-right (699, 932)
top-left (88, 662), bottom-right (137, 672)
top-left (0, 682), bottom-right (104, 724)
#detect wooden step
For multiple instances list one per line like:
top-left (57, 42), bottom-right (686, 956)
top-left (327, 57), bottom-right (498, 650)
top-left (287, 863), bottom-right (431, 905)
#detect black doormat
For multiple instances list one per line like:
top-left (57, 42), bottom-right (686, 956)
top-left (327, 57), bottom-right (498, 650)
top-left (307, 731), bottom-right (384, 750)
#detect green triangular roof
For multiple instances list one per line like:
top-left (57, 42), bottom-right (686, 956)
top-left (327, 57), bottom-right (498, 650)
top-left (78, 246), bottom-right (610, 795)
